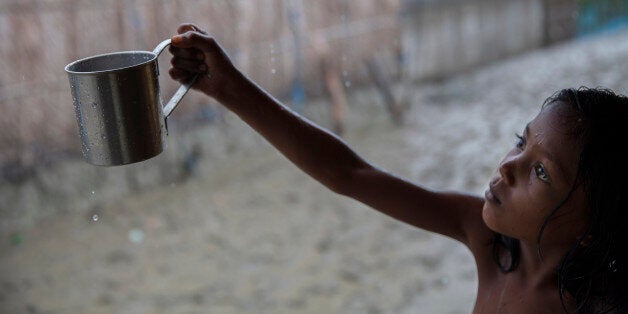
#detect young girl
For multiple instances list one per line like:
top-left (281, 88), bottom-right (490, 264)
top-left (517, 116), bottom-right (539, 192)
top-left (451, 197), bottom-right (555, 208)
top-left (168, 23), bottom-right (627, 313)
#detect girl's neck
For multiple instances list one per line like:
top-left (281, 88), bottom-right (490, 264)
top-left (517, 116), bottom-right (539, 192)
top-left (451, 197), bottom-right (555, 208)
top-left (513, 239), bottom-right (568, 290)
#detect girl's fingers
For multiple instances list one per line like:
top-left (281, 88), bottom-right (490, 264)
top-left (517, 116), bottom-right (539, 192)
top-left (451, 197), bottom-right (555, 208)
top-left (177, 23), bottom-right (197, 34)
top-left (169, 68), bottom-right (192, 81)
top-left (171, 56), bottom-right (207, 73)
top-left (169, 46), bottom-right (204, 61)
top-left (171, 31), bottom-right (213, 51)
top-left (169, 26), bottom-right (210, 84)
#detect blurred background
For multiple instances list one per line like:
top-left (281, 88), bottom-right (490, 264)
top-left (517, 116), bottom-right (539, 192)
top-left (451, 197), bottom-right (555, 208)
top-left (1, 0), bottom-right (627, 313)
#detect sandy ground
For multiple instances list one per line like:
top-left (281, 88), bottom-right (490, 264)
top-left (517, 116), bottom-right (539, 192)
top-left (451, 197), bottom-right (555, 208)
top-left (2, 29), bottom-right (628, 314)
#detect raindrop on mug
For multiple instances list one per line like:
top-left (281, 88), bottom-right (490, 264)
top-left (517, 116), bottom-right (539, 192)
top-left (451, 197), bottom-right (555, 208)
top-left (92, 214), bottom-right (99, 222)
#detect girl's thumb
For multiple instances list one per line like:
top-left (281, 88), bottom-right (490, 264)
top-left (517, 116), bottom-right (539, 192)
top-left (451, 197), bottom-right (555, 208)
top-left (171, 32), bottom-right (201, 48)
top-left (171, 34), bottom-right (189, 47)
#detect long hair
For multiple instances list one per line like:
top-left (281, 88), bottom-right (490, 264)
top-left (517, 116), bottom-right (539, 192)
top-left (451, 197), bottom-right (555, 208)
top-left (492, 87), bottom-right (628, 313)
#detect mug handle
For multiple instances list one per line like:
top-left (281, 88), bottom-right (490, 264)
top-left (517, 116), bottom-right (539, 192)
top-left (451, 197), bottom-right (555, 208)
top-left (153, 39), bottom-right (199, 117)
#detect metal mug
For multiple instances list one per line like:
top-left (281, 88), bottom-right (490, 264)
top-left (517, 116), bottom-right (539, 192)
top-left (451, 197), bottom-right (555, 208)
top-left (65, 39), bottom-right (196, 166)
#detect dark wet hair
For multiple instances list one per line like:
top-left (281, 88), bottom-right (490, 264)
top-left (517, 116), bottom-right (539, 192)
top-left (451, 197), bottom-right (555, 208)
top-left (492, 87), bottom-right (628, 313)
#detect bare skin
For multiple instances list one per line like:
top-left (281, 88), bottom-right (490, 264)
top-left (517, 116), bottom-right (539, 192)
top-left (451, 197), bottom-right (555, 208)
top-left (169, 23), bottom-right (588, 313)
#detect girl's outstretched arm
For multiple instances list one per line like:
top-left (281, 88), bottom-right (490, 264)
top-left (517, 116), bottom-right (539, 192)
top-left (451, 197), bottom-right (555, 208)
top-left (169, 24), bottom-right (490, 245)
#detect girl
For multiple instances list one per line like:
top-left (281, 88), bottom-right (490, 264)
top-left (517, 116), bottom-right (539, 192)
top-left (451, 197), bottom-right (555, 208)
top-left (168, 23), bottom-right (627, 313)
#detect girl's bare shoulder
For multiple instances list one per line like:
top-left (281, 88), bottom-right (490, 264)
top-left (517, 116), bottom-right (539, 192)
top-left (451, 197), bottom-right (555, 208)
top-left (454, 194), bottom-right (500, 277)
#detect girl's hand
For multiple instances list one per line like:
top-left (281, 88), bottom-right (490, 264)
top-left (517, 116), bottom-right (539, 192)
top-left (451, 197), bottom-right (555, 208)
top-left (169, 23), bottom-right (239, 99)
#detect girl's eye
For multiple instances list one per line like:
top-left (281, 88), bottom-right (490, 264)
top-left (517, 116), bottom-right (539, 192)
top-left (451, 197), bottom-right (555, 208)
top-left (535, 164), bottom-right (550, 182)
top-left (515, 134), bottom-right (525, 149)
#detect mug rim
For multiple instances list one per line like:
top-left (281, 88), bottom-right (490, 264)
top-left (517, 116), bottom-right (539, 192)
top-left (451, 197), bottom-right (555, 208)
top-left (65, 50), bottom-right (157, 75)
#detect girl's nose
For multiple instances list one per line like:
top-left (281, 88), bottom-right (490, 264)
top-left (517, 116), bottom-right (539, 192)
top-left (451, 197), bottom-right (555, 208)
top-left (498, 154), bottom-right (517, 186)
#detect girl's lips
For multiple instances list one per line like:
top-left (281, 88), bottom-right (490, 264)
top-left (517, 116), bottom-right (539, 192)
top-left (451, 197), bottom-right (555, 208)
top-left (485, 187), bottom-right (502, 205)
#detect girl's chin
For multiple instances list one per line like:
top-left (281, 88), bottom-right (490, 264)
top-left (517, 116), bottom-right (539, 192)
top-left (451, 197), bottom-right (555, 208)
top-left (481, 207), bottom-right (525, 240)
top-left (481, 203), bottom-right (505, 234)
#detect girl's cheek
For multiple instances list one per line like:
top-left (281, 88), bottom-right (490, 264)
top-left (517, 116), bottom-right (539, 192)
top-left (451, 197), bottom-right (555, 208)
top-left (528, 169), bottom-right (536, 186)
top-left (527, 181), bottom-right (559, 216)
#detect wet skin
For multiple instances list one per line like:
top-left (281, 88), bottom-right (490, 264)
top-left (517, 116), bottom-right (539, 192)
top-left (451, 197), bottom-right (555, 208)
top-left (474, 101), bottom-right (588, 313)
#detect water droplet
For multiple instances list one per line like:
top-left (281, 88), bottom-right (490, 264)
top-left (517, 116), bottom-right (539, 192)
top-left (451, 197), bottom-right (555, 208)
top-left (344, 80), bottom-right (351, 88)
top-left (91, 190), bottom-right (95, 195)
top-left (92, 214), bottom-right (99, 222)
top-left (271, 69), bottom-right (276, 74)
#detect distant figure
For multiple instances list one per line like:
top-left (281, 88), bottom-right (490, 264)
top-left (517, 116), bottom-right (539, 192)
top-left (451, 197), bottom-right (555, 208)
top-left (168, 23), bottom-right (628, 313)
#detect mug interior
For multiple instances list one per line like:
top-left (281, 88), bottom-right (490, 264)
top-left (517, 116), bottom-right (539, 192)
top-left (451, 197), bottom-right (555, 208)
top-left (66, 52), bottom-right (155, 73)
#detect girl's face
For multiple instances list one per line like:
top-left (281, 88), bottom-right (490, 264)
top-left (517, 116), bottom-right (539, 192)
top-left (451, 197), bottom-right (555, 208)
top-left (482, 102), bottom-right (588, 245)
